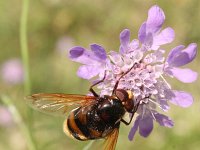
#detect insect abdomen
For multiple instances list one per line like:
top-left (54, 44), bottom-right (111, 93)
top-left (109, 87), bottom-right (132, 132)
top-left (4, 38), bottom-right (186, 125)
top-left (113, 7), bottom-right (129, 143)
top-left (63, 107), bottom-right (104, 141)
top-left (63, 97), bottom-right (124, 141)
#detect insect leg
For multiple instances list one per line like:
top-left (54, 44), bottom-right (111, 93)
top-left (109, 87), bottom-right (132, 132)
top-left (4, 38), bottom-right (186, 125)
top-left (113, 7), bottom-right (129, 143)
top-left (121, 112), bottom-right (135, 125)
top-left (112, 64), bottom-right (135, 95)
top-left (89, 71), bottom-right (107, 97)
top-left (121, 102), bottom-right (140, 125)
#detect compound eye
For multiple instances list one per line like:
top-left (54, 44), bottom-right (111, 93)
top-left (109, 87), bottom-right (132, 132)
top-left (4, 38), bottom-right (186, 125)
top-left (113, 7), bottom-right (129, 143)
top-left (115, 89), bottom-right (128, 102)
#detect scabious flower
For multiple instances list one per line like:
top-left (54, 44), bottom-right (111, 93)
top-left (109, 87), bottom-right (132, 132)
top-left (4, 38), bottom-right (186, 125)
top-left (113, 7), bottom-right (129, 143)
top-left (0, 59), bottom-right (24, 84)
top-left (68, 5), bottom-right (198, 140)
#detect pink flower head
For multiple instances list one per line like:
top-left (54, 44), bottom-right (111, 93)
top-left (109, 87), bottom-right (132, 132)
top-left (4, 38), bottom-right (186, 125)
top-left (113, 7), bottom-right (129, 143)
top-left (0, 106), bottom-right (13, 127)
top-left (1, 59), bottom-right (24, 84)
top-left (68, 5), bottom-right (197, 141)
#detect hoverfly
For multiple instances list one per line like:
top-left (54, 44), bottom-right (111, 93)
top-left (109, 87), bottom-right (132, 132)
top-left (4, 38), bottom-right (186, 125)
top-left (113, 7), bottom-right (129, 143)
top-left (26, 65), bottom-right (139, 150)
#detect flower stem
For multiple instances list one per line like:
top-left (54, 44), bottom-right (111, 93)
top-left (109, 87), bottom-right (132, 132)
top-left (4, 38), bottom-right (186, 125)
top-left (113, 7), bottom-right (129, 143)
top-left (20, 0), bottom-right (31, 94)
top-left (19, 0), bottom-right (36, 149)
top-left (1, 95), bottom-right (36, 150)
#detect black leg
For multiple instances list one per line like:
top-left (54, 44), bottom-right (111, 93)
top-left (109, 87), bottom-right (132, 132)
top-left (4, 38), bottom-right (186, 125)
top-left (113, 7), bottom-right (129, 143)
top-left (131, 102), bottom-right (140, 113)
top-left (112, 64), bottom-right (135, 95)
top-left (89, 71), bottom-right (107, 97)
top-left (121, 102), bottom-right (140, 126)
top-left (121, 112), bottom-right (135, 125)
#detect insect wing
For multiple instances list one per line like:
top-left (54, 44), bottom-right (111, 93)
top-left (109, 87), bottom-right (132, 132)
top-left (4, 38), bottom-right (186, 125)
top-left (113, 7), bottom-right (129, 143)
top-left (103, 128), bottom-right (119, 150)
top-left (82, 140), bottom-right (104, 150)
top-left (81, 129), bottom-right (119, 150)
top-left (26, 93), bottom-right (96, 116)
top-left (85, 128), bottom-right (119, 150)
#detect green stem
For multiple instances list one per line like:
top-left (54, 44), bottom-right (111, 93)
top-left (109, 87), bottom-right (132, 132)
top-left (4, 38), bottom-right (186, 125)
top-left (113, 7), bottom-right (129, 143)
top-left (19, 0), bottom-right (36, 149)
top-left (1, 95), bottom-right (36, 150)
top-left (20, 0), bottom-right (31, 94)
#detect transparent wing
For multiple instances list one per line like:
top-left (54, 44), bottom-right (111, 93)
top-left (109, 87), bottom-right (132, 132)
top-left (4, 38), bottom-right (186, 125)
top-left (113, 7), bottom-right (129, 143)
top-left (86, 128), bottom-right (119, 150)
top-left (26, 93), bottom-right (96, 116)
top-left (82, 127), bottom-right (119, 150)
top-left (103, 128), bottom-right (119, 150)
top-left (82, 140), bottom-right (104, 150)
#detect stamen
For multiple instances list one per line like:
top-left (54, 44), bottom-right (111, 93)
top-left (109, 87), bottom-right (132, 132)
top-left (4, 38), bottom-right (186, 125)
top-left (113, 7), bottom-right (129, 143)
top-left (141, 105), bottom-right (146, 119)
top-left (160, 75), bottom-right (171, 89)
top-left (147, 105), bottom-right (156, 120)
top-left (148, 98), bottom-right (163, 110)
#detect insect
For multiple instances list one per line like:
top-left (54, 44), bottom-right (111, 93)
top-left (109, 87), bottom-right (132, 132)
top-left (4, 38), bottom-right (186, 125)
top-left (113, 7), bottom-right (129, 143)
top-left (26, 66), bottom-right (139, 150)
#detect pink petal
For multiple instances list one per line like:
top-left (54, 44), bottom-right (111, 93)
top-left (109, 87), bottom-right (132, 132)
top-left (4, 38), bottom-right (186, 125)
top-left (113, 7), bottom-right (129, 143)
top-left (0, 106), bottom-right (13, 126)
top-left (169, 90), bottom-right (193, 108)
top-left (1, 59), bottom-right (24, 84)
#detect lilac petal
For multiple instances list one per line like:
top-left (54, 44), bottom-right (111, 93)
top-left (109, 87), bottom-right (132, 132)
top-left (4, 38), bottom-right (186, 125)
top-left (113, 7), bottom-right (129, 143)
top-left (128, 115), bottom-right (141, 141)
top-left (167, 43), bottom-right (197, 67)
top-left (144, 32), bottom-right (153, 48)
top-left (158, 99), bottom-right (170, 111)
top-left (120, 29), bottom-right (130, 46)
top-left (152, 27), bottom-right (175, 50)
top-left (90, 44), bottom-right (107, 60)
top-left (146, 5), bottom-right (165, 33)
top-left (138, 22), bottom-right (147, 43)
top-left (129, 39), bottom-right (139, 50)
top-left (119, 45), bottom-right (125, 54)
top-left (182, 43), bottom-right (197, 62)
top-left (108, 51), bottom-right (123, 66)
top-left (69, 46), bottom-right (84, 59)
top-left (77, 65), bottom-right (101, 79)
top-left (139, 115), bottom-right (153, 137)
top-left (69, 47), bottom-right (101, 65)
top-left (154, 113), bottom-right (174, 128)
top-left (120, 39), bottom-right (139, 54)
top-left (166, 67), bottom-right (198, 83)
top-left (169, 90), bottom-right (193, 107)
top-left (166, 45), bottom-right (185, 63)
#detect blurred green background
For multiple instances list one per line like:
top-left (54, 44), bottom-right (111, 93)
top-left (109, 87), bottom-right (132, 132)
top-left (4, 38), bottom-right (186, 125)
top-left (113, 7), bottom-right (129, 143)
top-left (0, 0), bottom-right (200, 150)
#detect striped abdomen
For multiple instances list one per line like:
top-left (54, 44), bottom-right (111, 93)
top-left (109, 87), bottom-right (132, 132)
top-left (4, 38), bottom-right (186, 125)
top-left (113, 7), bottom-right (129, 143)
top-left (63, 97), bottom-right (125, 140)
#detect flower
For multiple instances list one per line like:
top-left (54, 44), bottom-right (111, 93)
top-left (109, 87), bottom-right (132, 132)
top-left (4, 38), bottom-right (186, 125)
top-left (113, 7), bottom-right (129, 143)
top-left (0, 59), bottom-right (24, 84)
top-left (68, 5), bottom-right (197, 141)
top-left (0, 106), bottom-right (13, 127)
